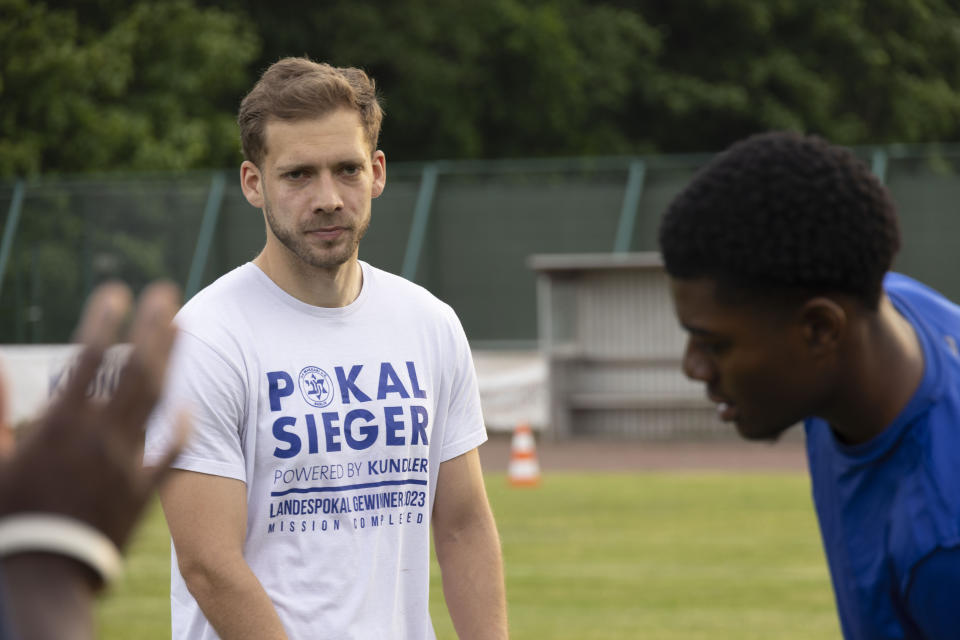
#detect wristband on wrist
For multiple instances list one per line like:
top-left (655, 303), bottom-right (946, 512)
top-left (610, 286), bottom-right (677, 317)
top-left (0, 514), bottom-right (123, 585)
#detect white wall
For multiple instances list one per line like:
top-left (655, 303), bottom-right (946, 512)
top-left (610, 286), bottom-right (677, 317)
top-left (0, 345), bottom-right (79, 425)
top-left (0, 345), bottom-right (547, 432)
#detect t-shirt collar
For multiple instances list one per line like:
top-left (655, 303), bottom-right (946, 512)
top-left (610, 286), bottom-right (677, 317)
top-left (245, 260), bottom-right (372, 318)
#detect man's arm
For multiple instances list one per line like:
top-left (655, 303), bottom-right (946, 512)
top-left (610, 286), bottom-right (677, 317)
top-left (160, 470), bottom-right (287, 640)
top-left (1, 554), bottom-right (96, 640)
top-left (432, 448), bottom-right (507, 640)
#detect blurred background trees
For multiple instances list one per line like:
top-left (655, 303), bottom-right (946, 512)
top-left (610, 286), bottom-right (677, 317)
top-left (3, 0), bottom-right (960, 342)
top-left (4, 0), bottom-right (960, 175)
top-left (0, 0), bottom-right (258, 176)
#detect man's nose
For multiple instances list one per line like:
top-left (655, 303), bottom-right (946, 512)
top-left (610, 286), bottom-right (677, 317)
top-left (311, 172), bottom-right (344, 213)
top-left (682, 341), bottom-right (714, 383)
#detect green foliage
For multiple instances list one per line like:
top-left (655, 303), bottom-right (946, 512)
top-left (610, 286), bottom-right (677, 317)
top-left (208, 0), bottom-right (664, 159)
top-left (0, 174), bottom-right (213, 342)
top-left (0, 0), bottom-right (257, 340)
top-left (6, 0), bottom-right (960, 168)
top-left (626, 0), bottom-right (960, 150)
top-left (203, 0), bottom-right (960, 158)
top-left (0, 0), bottom-right (259, 176)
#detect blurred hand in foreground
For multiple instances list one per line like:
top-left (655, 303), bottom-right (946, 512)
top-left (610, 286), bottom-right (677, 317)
top-left (0, 280), bottom-right (189, 549)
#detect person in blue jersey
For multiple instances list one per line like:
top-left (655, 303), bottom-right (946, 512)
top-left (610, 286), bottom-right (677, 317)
top-left (658, 131), bottom-right (960, 639)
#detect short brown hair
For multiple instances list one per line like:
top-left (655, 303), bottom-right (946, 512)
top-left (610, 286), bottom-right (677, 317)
top-left (238, 57), bottom-right (383, 166)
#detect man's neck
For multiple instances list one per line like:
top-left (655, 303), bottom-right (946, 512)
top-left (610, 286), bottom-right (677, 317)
top-left (252, 251), bottom-right (363, 308)
top-left (825, 295), bottom-right (925, 445)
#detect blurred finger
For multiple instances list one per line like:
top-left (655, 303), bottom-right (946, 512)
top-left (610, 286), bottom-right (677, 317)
top-left (59, 345), bottom-right (105, 407)
top-left (73, 281), bottom-right (133, 350)
top-left (107, 282), bottom-right (180, 431)
top-left (105, 354), bottom-right (155, 437)
top-left (127, 281), bottom-right (180, 391)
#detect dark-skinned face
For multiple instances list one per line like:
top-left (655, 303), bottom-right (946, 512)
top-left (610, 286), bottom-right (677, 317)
top-left (669, 277), bottom-right (839, 441)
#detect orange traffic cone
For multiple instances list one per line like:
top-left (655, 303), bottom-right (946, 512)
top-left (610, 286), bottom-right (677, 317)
top-left (508, 422), bottom-right (540, 487)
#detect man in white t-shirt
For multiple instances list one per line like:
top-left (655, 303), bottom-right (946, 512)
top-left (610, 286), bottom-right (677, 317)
top-left (145, 57), bottom-right (507, 640)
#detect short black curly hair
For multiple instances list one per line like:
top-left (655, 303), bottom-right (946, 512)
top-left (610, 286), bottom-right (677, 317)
top-left (658, 132), bottom-right (901, 309)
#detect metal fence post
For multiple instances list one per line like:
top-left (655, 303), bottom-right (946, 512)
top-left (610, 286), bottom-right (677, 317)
top-left (871, 148), bottom-right (889, 184)
top-left (613, 160), bottom-right (646, 254)
top-left (0, 180), bottom-right (27, 301)
top-left (185, 171), bottom-right (227, 300)
top-left (401, 163), bottom-right (439, 282)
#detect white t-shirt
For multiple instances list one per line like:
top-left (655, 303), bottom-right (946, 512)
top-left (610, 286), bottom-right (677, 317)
top-left (145, 261), bottom-right (487, 640)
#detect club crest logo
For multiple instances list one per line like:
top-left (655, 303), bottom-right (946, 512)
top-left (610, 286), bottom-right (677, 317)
top-left (298, 366), bottom-right (335, 408)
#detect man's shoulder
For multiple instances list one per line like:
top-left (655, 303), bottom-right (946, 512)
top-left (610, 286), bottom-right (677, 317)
top-left (885, 272), bottom-right (960, 347)
top-left (172, 264), bottom-right (267, 361)
top-left (177, 264), bottom-right (260, 327)
top-left (885, 273), bottom-right (960, 317)
top-left (363, 262), bottom-right (456, 318)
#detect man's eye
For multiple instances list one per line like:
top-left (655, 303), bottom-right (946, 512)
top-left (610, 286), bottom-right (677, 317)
top-left (341, 165), bottom-right (361, 176)
top-left (704, 341), bottom-right (729, 355)
top-left (693, 339), bottom-right (728, 356)
top-left (285, 170), bottom-right (306, 180)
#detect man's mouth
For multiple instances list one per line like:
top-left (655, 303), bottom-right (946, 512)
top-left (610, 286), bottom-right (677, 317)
top-left (709, 393), bottom-right (738, 422)
top-left (307, 226), bottom-right (348, 238)
top-left (715, 402), bottom-right (738, 421)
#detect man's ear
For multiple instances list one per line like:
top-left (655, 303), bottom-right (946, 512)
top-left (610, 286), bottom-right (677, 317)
top-left (240, 160), bottom-right (265, 208)
top-left (799, 297), bottom-right (847, 356)
top-left (370, 150), bottom-right (386, 199)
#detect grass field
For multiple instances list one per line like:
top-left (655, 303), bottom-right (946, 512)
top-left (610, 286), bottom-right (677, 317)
top-left (96, 472), bottom-right (841, 639)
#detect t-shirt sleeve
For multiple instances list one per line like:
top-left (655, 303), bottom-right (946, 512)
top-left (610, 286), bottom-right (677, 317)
top-left (144, 330), bottom-right (247, 481)
top-left (904, 546), bottom-right (960, 638)
top-left (438, 305), bottom-right (487, 462)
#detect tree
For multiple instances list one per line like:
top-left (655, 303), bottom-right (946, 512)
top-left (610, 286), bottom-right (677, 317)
top-left (624, 0), bottom-right (960, 150)
top-left (0, 0), bottom-right (259, 176)
top-left (8, 0), bottom-right (960, 167)
top-left (0, 0), bottom-right (260, 340)
top-left (204, 0), bottom-right (960, 158)
top-left (204, 0), bottom-right (663, 159)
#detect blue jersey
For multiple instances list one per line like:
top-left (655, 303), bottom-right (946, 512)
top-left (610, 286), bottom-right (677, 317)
top-left (805, 273), bottom-right (960, 639)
